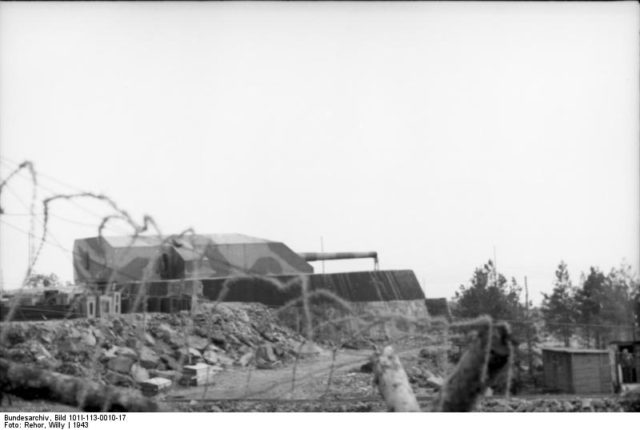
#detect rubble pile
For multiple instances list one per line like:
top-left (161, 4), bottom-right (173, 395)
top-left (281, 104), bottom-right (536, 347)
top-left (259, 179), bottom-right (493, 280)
top-left (0, 303), bottom-right (307, 389)
top-left (618, 388), bottom-right (640, 412)
top-left (177, 396), bottom-right (630, 413)
top-left (477, 397), bottom-right (625, 412)
top-left (405, 346), bottom-right (448, 390)
top-left (177, 399), bottom-right (377, 412)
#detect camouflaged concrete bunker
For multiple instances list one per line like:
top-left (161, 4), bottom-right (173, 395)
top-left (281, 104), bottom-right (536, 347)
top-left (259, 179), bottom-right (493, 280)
top-left (73, 233), bottom-right (428, 339)
top-left (73, 233), bottom-right (314, 285)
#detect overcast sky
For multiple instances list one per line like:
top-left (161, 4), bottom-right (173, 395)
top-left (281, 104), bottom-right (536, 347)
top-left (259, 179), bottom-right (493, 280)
top-left (0, 2), bottom-right (638, 304)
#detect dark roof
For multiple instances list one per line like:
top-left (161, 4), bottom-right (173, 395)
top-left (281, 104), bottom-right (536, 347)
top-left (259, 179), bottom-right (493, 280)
top-left (609, 340), bottom-right (640, 346)
top-left (542, 347), bottom-right (609, 354)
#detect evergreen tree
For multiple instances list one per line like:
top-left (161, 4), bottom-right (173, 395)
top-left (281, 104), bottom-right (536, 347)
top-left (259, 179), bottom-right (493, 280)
top-left (575, 267), bottom-right (607, 348)
top-left (603, 263), bottom-right (639, 341)
top-left (541, 261), bottom-right (577, 347)
top-left (453, 260), bottom-right (526, 334)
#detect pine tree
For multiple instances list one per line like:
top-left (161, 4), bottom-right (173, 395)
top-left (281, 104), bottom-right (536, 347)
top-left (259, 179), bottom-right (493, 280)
top-left (602, 264), bottom-right (639, 342)
top-left (453, 260), bottom-right (534, 390)
top-left (453, 260), bottom-right (525, 333)
top-left (575, 267), bottom-right (607, 348)
top-left (541, 261), bottom-right (577, 347)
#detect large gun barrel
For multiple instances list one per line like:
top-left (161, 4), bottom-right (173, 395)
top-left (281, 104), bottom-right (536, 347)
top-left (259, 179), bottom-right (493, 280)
top-left (297, 252), bottom-right (378, 268)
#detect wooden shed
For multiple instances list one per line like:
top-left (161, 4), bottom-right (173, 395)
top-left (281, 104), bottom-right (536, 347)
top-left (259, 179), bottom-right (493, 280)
top-left (542, 347), bottom-right (613, 394)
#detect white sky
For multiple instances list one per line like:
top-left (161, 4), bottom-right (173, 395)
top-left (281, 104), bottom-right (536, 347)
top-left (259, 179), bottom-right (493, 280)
top-left (0, 2), bottom-right (638, 305)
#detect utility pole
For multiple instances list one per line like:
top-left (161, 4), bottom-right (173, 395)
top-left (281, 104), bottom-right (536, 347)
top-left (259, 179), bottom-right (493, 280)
top-left (525, 276), bottom-right (529, 316)
top-left (525, 276), bottom-right (533, 379)
top-left (320, 236), bottom-right (325, 275)
top-left (493, 246), bottom-right (498, 287)
top-left (28, 227), bottom-right (33, 273)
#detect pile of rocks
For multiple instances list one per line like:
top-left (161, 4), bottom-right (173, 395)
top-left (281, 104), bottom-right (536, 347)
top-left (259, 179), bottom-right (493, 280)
top-left (0, 303), bottom-right (307, 389)
top-left (405, 346), bottom-right (448, 390)
top-left (477, 397), bottom-right (624, 412)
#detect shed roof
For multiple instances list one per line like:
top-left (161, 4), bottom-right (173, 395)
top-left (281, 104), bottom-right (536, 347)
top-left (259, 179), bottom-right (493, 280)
top-left (542, 347), bottom-right (609, 355)
top-left (609, 340), bottom-right (640, 346)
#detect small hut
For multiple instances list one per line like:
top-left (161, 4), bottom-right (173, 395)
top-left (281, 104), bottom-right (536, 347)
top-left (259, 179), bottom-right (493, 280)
top-left (542, 347), bottom-right (613, 394)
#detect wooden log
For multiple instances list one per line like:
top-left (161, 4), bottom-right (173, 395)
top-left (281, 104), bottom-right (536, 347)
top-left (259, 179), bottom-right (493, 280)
top-left (372, 346), bottom-right (420, 412)
top-left (436, 317), bottom-right (512, 412)
top-left (486, 322), bottom-right (513, 387)
top-left (436, 317), bottom-right (491, 412)
top-left (0, 358), bottom-right (165, 412)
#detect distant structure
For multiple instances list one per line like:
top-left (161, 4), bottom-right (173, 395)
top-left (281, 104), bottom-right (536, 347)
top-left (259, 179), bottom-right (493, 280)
top-left (0, 285), bottom-right (121, 321)
top-left (2, 233), bottom-right (428, 334)
top-left (73, 234), bottom-right (314, 284)
top-left (71, 233), bottom-right (423, 305)
top-left (70, 233), bottom-right (427, 339)
top-left (542, 347), bottom-right (613, 394)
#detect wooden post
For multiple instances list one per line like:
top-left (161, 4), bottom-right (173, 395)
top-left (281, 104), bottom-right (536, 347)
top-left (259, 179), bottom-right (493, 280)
top-left (436, 318), bottom-right (512, 412)
top-left (525, 276), bottom-right (533, 378)
top-left (372, 346), bottom-right (420, 412)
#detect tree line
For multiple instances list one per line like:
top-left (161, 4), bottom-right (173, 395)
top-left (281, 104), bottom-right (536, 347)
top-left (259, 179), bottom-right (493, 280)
top-left (540, 261), bottom-right (639, 348)
top-left (451, 259), bottom-right (640, 349)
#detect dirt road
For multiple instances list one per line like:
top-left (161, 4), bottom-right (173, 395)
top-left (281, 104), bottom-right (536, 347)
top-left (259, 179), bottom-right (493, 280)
top-left (167, 348), bottom-right (375, 401)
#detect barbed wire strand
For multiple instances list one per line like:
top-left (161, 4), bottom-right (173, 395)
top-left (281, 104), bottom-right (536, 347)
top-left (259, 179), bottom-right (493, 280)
top-left (3, 158), bottom-right (637, 411)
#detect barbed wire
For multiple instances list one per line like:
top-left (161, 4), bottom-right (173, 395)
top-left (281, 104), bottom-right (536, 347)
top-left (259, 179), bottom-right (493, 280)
top-left (0, 158), bottom-right (133, 236)
top-left (2, 158), bottom-right (636, 412)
